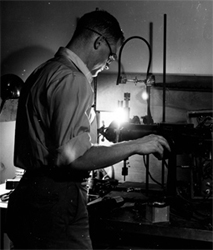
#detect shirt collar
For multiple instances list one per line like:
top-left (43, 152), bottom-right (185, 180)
top-left (56, 47), bottom-right (93, 84)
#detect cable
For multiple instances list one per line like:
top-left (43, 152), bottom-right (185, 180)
top-left (116, 36), bottom-right (152, 85)
top-left (143, 155), bottom-right (164, 187)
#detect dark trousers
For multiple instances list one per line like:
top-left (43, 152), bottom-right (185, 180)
top-left (6, 171), bottom-right (93, 249)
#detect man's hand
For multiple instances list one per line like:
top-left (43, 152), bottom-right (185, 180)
top-left (134, 134), bottom-right (171, 160)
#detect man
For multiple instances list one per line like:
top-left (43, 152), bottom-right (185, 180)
top-left (6, 9), bottom-right (170, 249)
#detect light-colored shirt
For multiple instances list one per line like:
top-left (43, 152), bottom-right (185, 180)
top-left (14, 47), bottom-right (94, 169)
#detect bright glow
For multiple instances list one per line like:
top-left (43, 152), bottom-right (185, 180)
top-left (113, 107), bottom-right (128, 127)
top-left (141, 90), bottom-right (149, 100)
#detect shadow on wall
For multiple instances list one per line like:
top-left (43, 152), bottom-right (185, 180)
top-left (1, 45), bottom-right (55, 81)
top-left (0, 121), bottom-right (16, 183)
top-left (0, 46), bottom-right (54, 183)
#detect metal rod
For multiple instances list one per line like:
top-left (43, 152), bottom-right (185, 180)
top-left (146, 155), bottom-right (149, 195)
top-left (93, 77), bottom-right (97, 112)
top-left (162, 158), bottom-right (165, 187)
top-left (162, 14), bottom-right (167, 187)
top-left (146, 22), bottom-right (154, 124)
top-left (149, 22), bottom-right (153, 73)
top-left (162, 14), bottom-right (167, 123)
top-left (166, 154), bottom-right (177, 196)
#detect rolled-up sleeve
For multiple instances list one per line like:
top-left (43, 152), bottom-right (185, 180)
top-left (48, 72), bottom-right (93, 166)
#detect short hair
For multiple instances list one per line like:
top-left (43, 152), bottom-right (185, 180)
top-left (73, 9), bottom-right (125, 44)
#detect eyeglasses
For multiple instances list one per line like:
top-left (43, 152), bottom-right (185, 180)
top-left (84, 27), bottom-right (117, 63)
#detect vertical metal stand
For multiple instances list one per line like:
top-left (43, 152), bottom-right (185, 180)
top-left (149, 22), bottom-right (153, 73)
top-left (145, 155), bottom-right (149, 195)
top-left (161, 158), bottom-right (165, 188)
top-left (162, 14), bottom-right (167, 189)
top-left (162, 14), bottom-right (167, 123)
top-left (166, 154), bottom-right (177, 196)
top-left (93, 77), bottom-right (97, 112)
top-left (144, 22), bottom-right (153, 194)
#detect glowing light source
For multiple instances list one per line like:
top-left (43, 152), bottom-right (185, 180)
top-left (141, 90), bottom-right (149, 100)
top-left (113, 107), bottom-right (128, 127)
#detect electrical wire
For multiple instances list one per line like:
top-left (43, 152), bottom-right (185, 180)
top-left (116, 36), bottom-right (152, 85)
top-left (143, 155), bottom-right (165, 187)
top-left (116, 36), bottom-right (154, 124)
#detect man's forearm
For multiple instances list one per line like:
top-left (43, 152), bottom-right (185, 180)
top-left (69, 134), bottom-right (171, 171)
top-left (70, 141), bottom-right (136, 171)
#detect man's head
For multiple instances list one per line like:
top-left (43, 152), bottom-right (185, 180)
top-left (67, 10), bottom-right (125, 77)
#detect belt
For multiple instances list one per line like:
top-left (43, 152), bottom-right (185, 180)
top-left (25, 166), bottom-right (90, 182)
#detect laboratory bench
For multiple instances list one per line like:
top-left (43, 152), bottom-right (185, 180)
top-left (88, 182), bottom-right (213, 249)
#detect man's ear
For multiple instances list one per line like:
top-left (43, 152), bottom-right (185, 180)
top-left (94, 36), bottom-right (103, 51)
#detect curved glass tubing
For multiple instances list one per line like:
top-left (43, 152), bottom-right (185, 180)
top-left (116, 36), bottom-right (152, 85)
top-left (116, 36), bottom-right (154, 124)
